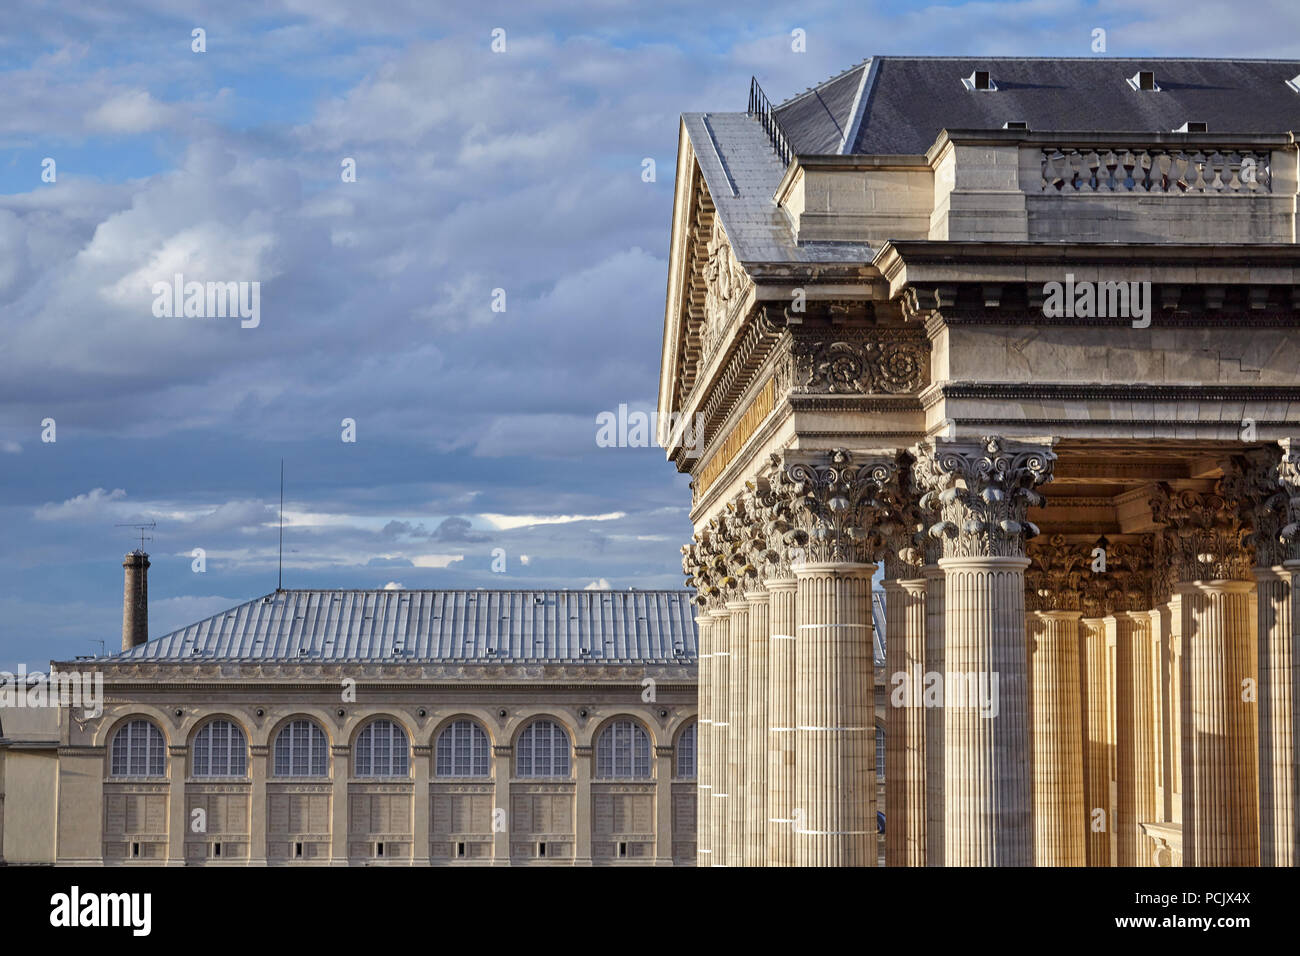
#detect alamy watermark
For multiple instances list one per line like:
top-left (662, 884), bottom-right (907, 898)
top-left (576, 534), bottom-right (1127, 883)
top-left (596, 404), bottom-right (706, 457)
top-left (889, 669), bottom-right (1001, 718)
top-left (1042, 274), bottom-right (1151, 328)
top-left (152, 273), bottom-right (260, 328)
top-left (0, 664), bottom-right (103, 718)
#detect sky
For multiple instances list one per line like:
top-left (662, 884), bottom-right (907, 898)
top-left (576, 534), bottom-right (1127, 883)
top-left (2, 0), bottom-right (1298, 670)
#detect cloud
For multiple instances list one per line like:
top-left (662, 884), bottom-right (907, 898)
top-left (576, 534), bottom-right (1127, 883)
top-left (84, 90), bottom-right (174, 134)
top-left (1, 441), bottom-right (20, 454)
top-left (34, 487), bottom-right (128, 521)
top-left (583, 578), bottom-right (612, 590)
top-left (480, 512), bottom-right (626, 530)
top-left (382, 581), bottom-right (404, 589)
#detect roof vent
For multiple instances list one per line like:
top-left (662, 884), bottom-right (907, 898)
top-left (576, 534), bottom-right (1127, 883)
top-left (1002, 120), bottom-right (1029, 131)
top-left (1127, 70), bottom-right (1159, 92)
top-left (1174, 120), bottom-right (1208, 133)
top-left (1288, 74), bottom-right (1300, 93)
top-left (962, 69), bottom-right (996, 92)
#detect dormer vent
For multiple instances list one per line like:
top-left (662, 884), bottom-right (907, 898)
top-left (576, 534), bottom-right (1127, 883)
top-left (1174, 121), bottom-right (1208, 133)
top-left (1003, 120), bottom-right (1029, 131)
top-left (1128, 70), bottom-right (1159, 91)
top-left (963, 69), bottom-right (996, 92)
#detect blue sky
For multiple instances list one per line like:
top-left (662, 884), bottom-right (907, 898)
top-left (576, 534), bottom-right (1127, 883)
top-left (2, 0), bottom-right (1297, 670)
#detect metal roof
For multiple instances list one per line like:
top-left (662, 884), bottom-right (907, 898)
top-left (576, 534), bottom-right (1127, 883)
top-left (110, 589), bottom-right (699, 664)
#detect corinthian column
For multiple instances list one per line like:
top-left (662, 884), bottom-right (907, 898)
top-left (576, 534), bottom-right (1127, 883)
top-left (695, 605), bottom-right (713, 865)
top-left (924, 564), bottom-right (945, 866)
top-left (725, 596), bottom-right (749, 865)
top-left (778, 448), bottom-right (896, 867)
top-left (1241, 442), bottom-right (1300, 867)
top-left (1151, 481), bottom-right (1259, 866)
top-left (914, 436), bottom-right (1056, 866)
top-left (1079, 611), bottom-right (1111, 866)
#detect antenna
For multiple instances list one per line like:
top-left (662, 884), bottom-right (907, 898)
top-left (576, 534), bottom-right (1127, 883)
top-left (278, 459), bottom-right (284, 591)
top-left (115, 520), bottom-right (155, 552)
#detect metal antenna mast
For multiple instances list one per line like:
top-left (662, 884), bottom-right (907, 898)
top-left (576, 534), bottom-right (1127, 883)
top-left (115, 520), bottom-right (155, 552)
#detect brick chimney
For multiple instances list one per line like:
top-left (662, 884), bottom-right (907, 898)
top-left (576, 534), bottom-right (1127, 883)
top-left (121, 550), bottom-right (150, 651)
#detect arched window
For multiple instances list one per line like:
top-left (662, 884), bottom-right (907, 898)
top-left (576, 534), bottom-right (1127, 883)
top-left (596, 719), bottom-right (652, 779)
top-left (436, 719), bottom-right (490, 777)
top-left (192, 719), bottom-right (247, 777)
top-left (273, 719), bottom-right (329, 777)
top-left (675, 722), bottom-right (697, 779)
top-left (110, 719), bottom-right (166, 777)
top-left (355, 719), bottom-right (410, 777)
top-left (516, 719), bottom-right (571, 778)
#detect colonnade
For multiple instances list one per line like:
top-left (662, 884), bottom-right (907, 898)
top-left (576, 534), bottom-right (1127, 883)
top-left (684, 437), bottom-right (1300, 867)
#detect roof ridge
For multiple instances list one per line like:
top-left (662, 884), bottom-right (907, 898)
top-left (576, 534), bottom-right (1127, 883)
top-left (774, 57), bottom-right (872, 109)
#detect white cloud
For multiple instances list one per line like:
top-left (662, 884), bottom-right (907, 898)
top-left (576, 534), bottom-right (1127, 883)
top-left (34, 487), bottom-right (127, 521)
top-left (411, 554), bottom-right (464, 568)
top-left (382, 581), bottom-right (404, 589)
top-left (480, 511), bottom-right (625, 530)
top-left (85, 90), bottom-right (174, 134)
top-left (1, 441), bottom-right (20, 454)
top-left (583, 578), bottom-right (612, 590)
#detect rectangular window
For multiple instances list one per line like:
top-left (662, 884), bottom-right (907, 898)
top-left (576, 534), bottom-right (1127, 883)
top-left (295, 842), bottom-right (303, 858)
top-left (537, 842), bottom-right (547, 858)
top-left (456, 841), bottom-right (466, 858)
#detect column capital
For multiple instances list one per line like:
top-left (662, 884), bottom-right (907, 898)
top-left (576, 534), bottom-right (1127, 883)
top-left (767, 447), bottom-right (898, 566)
top-left (912, 435), bottom-right (1056, 560)
top-left (1234, 441), bottom-right (1300, 568)
top-left (1149, 481), bottom-right (1253, 583)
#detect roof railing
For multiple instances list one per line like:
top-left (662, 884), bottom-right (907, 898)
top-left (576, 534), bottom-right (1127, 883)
top-left (748, 76), bottom-right (794, 167)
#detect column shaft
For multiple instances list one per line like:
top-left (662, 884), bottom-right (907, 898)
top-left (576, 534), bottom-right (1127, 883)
top-left (941, 556), bottom-right (1032, 866)
top-left (923, 566), bottom-right (945, 866)
top-left (1257, 566), bottom-right (1296, 867)
top-left (795, 563), bottom-right (877, 866)
top-left (884, 578), bottom-right (927, 866)
top-left (1180, 580), bottom-right (1259, 866)
top-left (744, 589), bottom-right (770, 866)
top-left (1031, 610), bottom-right (1085, 866)
top-left (1080, 618), bottom-right (1111, 866)
top-left (710, 609), bottom-right (730, 865)
top-left (695, 613), bottom-right (713, 865)
top-left (766, 578), bottom-right (798, 866)
top-left (1110, 612), bottom-right (1156, 866)
top-left (726, 600), bottom-right (749, 866)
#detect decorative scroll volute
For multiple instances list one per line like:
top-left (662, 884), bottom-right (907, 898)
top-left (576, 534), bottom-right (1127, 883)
top-left (913, 436), bottom-right (1056, 560)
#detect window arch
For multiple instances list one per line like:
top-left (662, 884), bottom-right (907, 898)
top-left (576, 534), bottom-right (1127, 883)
top-left (675, 722), bottom-right (697, 779)
top-left (355, 719), bottom-right (410, 777)
top-left (273, 719), bottom-right (329, 777)
top-left (596, 719), bottom-right (652, 779)
top-left (192, 719), bottom-right (247, 777)
top-left (436, 719), bottom-right (490, 777)
top-left (110, 719), bottom-right (166, 777)
top-left (516, 719), bottom-right (571, 778)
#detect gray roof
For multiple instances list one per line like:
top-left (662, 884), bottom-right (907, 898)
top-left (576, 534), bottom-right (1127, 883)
top-left (681, 111), bottom-right (875, 264)
top-left (778, 57), bottom-right (1300, 156)
top-left (109, 589), bottom-right (699, 664)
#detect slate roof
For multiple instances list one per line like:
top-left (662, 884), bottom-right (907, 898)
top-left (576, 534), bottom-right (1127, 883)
top-left (782, 57), bottom-right (1300, 156)
top-left (106, 589), bottom-right (699, 664)
top-left (681, 111), bottom-right (875, 264)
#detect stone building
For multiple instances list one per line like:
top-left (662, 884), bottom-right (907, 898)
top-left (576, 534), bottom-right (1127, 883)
top-left (662, 57), bottom-right (1300, 867)
top-left (0, 559), bottom-right (700, 866)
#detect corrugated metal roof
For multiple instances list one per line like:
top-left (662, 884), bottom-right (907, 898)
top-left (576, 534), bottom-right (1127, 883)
top-left (111, 590), bottom-right (699, 664)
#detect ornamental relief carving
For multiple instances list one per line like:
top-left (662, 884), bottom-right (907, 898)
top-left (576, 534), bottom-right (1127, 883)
top-left (781, 329), bottom-right (928, 396)
top-left (775, 448), bottom-right (897, 566)
top-left (1236, 442), bottom-right (1300, 567)
top-left (702, 217), bottom-right (750, 364)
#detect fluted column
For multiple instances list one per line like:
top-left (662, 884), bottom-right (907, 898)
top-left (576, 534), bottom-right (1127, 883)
top-left (884, 577), bottom-right (927, 866)
top-left (766, 578), bottom-right (798, 866)
top-left (1255, 566), bottom-right (1294, 866)
top-left (794, 562), bottom-right (878, 866)
top-left (708, 606), bottom-right (731, 866)
top-left (1153, 481), bottom-right (1259, 866)
top-left (695, 610), bottom-right (713, 865)
top-left (1080, 616), bottom-right (1111, 866)
top-left (744, 587), bottom-right (770, 866)
top-left (1030, 610), bottom-right (1085, 865)
top-left (725, 598), bottom-right (749, 865)
top-left (915, 436), bottom-right (1055, 867)
top-left (923, 564), bottom-right (945, 866)
top-left (1110, 610), bottom-right (1156, 866)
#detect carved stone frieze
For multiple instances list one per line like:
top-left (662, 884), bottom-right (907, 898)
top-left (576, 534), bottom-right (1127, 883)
top-left (913, 436), bottom-right (1056, 560)
top-left (702, 217), bottom-right (751, 364)
top-left (783, 328), bottom-right (928, 396)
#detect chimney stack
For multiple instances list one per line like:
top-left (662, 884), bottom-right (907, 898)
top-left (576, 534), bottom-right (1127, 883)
top-left (122, 550), bottom-right (150, 651)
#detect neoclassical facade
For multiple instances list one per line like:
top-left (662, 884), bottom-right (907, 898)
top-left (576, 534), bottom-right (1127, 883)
top-left (1, 586), bottom-right (699, 866)
top-left (660, 56), bottom-right (1300, 867)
